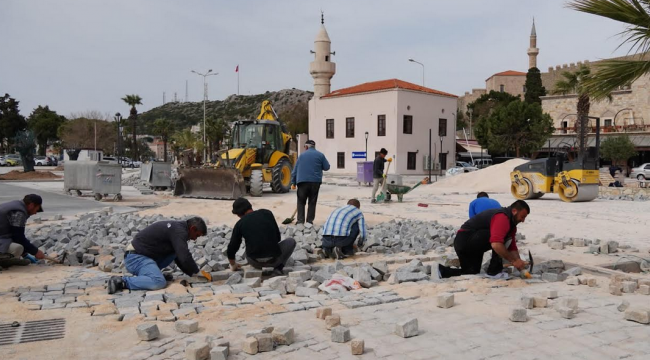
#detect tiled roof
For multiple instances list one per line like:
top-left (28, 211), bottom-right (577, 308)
top-left (488, 70), bottom-right (527, 80)
top-left (321, 79), bottom-right (457, 99)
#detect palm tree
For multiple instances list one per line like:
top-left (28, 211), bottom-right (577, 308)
top-left (569, 0), bottom-right (650, 99)
top-left (552, 66), bottom-right (592, 158)
top-left (121, 94), bottom-right (143, 161)
top-left (153, 118), bottom-right (174, 162)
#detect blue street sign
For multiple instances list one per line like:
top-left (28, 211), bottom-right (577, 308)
top-left (352, 152), bottom-right (366, 159)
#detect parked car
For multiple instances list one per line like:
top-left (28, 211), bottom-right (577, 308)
top-left (0, 155), bottom-right (6, 166)
top-left (102, 156), bottom-right (118, 164)
top-left (455, 161), bottom-right (479, 172)
top-left (630, 163), bottom-right (650, 180)
top-left (5, 154), bottom-right (22, 166)
top-left (34, 156), bottom-right (51, 166)
top-left (120, 157), bottom-right (141, 168)
top-left (472, 159), bottom-right (493, 168)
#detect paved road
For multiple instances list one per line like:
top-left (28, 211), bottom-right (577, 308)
top-left (0, 182), bottom-right (127, 217)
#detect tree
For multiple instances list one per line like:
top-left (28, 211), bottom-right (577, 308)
top-left (466, 91), bottom-right (520, 121)
top-left (121, 94), bottom-right (143, 161)
top-left (13, 131), bottom-right (36, 172)
top-left (475, 100), bottom-right (554, 157)
top-left (27, 105), bottom-right (67, 155)
top-left (278, 103), bottom-right (308, 138)
top-left (524, 67), bottom-right (547, 104)
top-left (202, 117), bottom-right (228, 158)
top-left (569, 0), bottom-right (650, 99)
top-left (0, 94), bottom-right (27, 154)
top-left (58, 116), bottom-right (117, 155)
top-left (552, 66), bottom-right (593, 159)
top-left (600, 136), bottom-right (637, 166)
top-left (153, 118), bottom-right (174, 162)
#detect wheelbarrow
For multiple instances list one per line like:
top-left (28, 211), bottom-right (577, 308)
top-left (386, 177), bottom-right (429, 202)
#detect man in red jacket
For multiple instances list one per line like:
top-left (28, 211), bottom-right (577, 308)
top-left (438, 200), bottom-right (530, 278)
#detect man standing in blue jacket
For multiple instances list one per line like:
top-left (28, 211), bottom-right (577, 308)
top-left (468, 192), bottom-right (501, 218)
top-left (291, 140), bottom-right (330, 224)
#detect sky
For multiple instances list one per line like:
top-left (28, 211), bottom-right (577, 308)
top-left (0, 0), bottom-right (634, 118)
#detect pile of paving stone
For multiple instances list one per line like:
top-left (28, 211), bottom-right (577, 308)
top-left (541, 233), bottom-right (639, 253)
top-left (598, 193), bottom-right (649, 201)
top-left (121, 174), bottom-right (142, 186)
top-left (25, 210), bottom-right (462, 277)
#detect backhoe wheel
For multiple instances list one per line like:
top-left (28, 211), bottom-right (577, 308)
top-left (250, 169), bottom-right (264, 197)
top-left (271, 158), bottom-right (292, 193)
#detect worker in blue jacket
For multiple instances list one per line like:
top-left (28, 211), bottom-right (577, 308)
top-left (468, 192), bottom-right (501, 218)
top-left (291, 140), bottom-right (330, 224)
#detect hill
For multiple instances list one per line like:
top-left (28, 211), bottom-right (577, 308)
top-left (138, 88), bottom-right (312, 133)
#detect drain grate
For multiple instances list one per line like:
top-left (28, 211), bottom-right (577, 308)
top-left (0, 318), bottom-right (66, 346)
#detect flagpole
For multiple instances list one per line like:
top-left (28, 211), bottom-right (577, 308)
top-left (237, 66), bottom-right (240, 95)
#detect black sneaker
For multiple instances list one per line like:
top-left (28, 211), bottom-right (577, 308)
top-left (333, 247), bottom-right (345, 260)
top-left (323, 247), bottom-right (334, 259)
top-left (107, 276), bottom-right (125, 294)
top-left (163, 272), bottom-right (174, 281)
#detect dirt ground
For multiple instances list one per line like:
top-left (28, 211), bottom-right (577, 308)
top-left (0, 170), bottom-right (61, 180)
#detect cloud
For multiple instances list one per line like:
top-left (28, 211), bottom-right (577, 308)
top-left (0, 0), bottom-right (630, 117)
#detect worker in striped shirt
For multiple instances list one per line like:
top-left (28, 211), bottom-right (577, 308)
top-left (321, 199), bottom-right (367, 259)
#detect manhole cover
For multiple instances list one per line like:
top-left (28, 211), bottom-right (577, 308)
top-left (0, 318), bottom-right (66, 346)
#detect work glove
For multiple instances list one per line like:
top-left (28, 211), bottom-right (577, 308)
top-left (382, 174), bottom-right (386, 178)
top-left (387, 158), bottom-right (393, 162)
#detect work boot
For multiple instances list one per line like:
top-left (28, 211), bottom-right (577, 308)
top-left (322, 247), bottom-right (334, 260)
top-left (163, 272), bottom-right (174, 282)
top-left (107, 276), bottom-right (125, 294)
top-left (0, 254), bottom-right (31, 268)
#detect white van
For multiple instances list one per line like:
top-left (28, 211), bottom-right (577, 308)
top-left (472, 159), bottom-right (492, 168)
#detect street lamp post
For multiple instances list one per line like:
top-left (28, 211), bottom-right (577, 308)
top-left (408, 59), bottom-right (425, 87)
top-left (364, 131), bottom-right (369, 161)
top-left (114, 113), bottom-right (122, 165)
top-left (191, 69), bottom-right (219, 163)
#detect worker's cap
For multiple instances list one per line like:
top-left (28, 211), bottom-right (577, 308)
top-left (23, 194), bottom-right (44, 212)
top-left (305, 140), bottom-right (316, 146)
top-left (232, 197), bottom-right (252, 216)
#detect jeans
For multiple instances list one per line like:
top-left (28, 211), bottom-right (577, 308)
top-left (322, 222), bottom-right (360, 255)
top-left (297, 182), bottom-right (321, 224)
top-left (246, 238), bottom-right (296, 270)
top-left (123, 253), bottom-right (176, 290)
top-left (439, 230), bottom-right (504, 278)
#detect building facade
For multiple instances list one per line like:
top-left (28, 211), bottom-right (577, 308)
top-left (306, 19), bottom-right (457, 175)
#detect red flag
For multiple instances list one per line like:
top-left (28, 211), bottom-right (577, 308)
top-left (235, 65), bottom-right (239, 72)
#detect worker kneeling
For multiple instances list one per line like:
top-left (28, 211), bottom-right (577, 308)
top-left (228, 198), bottom-right (296, 276)
top-left (321, 199), bottom-right (367, 260)
top-left (438, 200), bottom-right (529, 278)
top-left (108, 217), bottom-right (207, 294)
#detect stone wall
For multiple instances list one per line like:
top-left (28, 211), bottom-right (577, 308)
top-left (457, 88), bottom-right (486, 116)
top-left (486, 75), bottom-right (526, 98)
top-left (541, 75), bottom-right (650, 131)
top-left (599, 186), bottom-right (650, 201)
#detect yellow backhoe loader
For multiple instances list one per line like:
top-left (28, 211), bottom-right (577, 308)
top-left (173, 101), bottom-right (295, 199)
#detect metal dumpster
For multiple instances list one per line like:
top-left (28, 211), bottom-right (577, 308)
top-left (140, 163), bottom-right (152, 182)
top-left (64, 161), bottom-right (122, 201)
top-left (148, 162), bottom-right (172, 189)
top-left (93, 162), bottom-right (122, 201)
top-left (356, 161), bottom-right (373, 186)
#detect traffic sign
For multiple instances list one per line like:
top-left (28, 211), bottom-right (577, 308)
top-left (352, 152), bottom-right (366, 159)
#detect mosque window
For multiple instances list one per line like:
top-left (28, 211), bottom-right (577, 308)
top-left (500, 85), bottom-right (505, 92)
top-left (403, 115), bottom-right (413, 134)
top-left (326, 119), bottom-right (334, 139)
top-left (377, 115), bottom-right (386, 136)
top-left (346, 117), bottom-right (355, 138)
top-left (337, 152), bottom-right (345, 169)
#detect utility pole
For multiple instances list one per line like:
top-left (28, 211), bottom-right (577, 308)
top-left (191, 69), bottom-right (219, 163)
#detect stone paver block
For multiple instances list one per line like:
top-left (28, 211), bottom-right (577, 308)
top-left (244, 268), bottom-right (263, 278)
top-left (562, 267), bottom-right (582, 276)
top-left (209, 346), bottom-right (228, 360)
top-left (436, 293), bottom-right (454, 309)
top-left (175, 319), bottom-right (199, 334)
top-left (185, 342), bottom-right (210, 360)
top-left (295, 287), bottom-right (318, 297)
top-left (557, 306), bottom-right (576, 319)
top-left (317, 307), bottom-right (332, 319)
top-left (394, 318), bottom-right (418, 338)
top-left (565, 277), bottom-right (580, 286)
top-left (242, 337), bottom-right (258, 355)
top-left (254, 333), bottom-right (273, 352)
top-left (520, 296), bottom-right (534, 309)
top-left (225, 272), bottom-right (242, 285)
top-left (325, 314), bottom-right (341, 330)
top-left (618, 300), bottom-right (630, 312)
top-left (542, 273), bottom-right (568, 282)
top-left (289, 270), bottom-right (311, 282)
top-left (622, 281), bottom-right (637, 293)
top-left (509, 308), bottom-right (527, 322)
top-left (351, 339), bottom-right (364, 355)
top-left (559, 297), bottom-right (579, 310)
top-left (272, 327), bottom-right (294, 345)
top-left (136, 323), bottom-right (160, 341)
top-left (609, 283), bottom-right (623, 296)
top-left (92, 303), bottom-right (118, 316)
top-left (331, 326), bottom-right (351, 343)
top-left (587, 278), bottom-right (598, 287)
top-left (624, 308), bottom-right (650, 324)
top-left (542, 290), bottom-right (558, 299)
top-left (638, 285), bottom-right (650, 295)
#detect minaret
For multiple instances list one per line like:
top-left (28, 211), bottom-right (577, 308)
top-left (527, 18), bottom-right (539, 69)
top-left (310, 12), bottom-right (336, 98)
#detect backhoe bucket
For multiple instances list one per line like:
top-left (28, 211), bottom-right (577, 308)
top-left (173, 168), bottom-right (246, 200)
